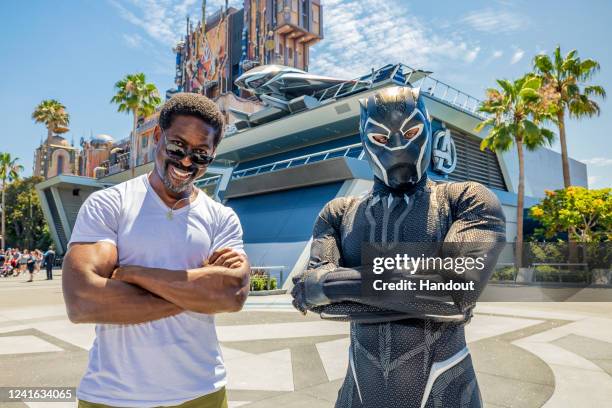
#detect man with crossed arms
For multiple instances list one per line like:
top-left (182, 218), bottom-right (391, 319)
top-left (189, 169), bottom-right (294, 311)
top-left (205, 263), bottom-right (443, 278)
top-left (63, 93), bottom-right (249, 408)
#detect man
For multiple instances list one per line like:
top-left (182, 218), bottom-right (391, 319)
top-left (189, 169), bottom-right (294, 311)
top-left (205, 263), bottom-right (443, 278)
top-left (292, 86), bottom-right (505, 407)
top-left (43, 246), bottom-right (55, 280)
top-left (63, 93), bottom-right (250, 408)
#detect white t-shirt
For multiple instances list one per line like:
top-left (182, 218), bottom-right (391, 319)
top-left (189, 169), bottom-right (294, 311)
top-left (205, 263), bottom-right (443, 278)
top-left (69, 174), bottom-right (244, 407)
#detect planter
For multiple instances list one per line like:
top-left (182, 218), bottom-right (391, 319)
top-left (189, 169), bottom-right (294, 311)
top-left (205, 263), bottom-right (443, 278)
top-left (592, 269), bottom-right (611, 285)
top-left (248, 289), bottom-right (287, 296)
top-left (515, 267), bottom-right (534, 283)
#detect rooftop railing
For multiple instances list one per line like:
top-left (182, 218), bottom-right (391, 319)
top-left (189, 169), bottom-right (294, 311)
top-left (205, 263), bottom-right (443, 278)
top-left (232, 143), bottom-right (364, 180)
top-left (195, 174), bottom-right (222, 187)
top-left (415, 76), bottom-right (485, 118)
top-left (99, 152), bottom-right (130, 177)
top-left (309, 63), bottom-right (488, 119)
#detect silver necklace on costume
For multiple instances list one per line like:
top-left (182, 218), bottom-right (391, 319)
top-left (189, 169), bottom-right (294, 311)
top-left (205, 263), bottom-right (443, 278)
top-left (166, 189), bottom-right (196, 220)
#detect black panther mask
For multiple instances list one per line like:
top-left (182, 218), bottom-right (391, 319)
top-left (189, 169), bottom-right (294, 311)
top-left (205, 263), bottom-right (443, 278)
top-left (359, 86), bottom-right (432, 189)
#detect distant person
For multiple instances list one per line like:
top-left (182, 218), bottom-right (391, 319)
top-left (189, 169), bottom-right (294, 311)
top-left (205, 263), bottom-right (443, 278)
top-left (0, 250), bottom-right (6, 277)
top-left (11, 249), bottom-right (20, 276)
top-left (34, 249), bottom-right (43, 274)
top-left (62, 93), bottom-right (250, 408)
top-left (17, 249), bottom-right (28, 277)
top-left (26, 250), bottom-right (36, 282)
top-left (43, 246), bottom-right (56, 280)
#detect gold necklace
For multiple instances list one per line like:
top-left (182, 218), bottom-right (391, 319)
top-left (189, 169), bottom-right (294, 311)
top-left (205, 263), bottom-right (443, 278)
top-left (166, 189), bottom-right (196, 220)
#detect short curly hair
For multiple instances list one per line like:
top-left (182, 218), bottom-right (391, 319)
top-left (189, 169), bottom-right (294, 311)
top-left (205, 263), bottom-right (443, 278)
top-left (158, 93), bottom-right (225, 146)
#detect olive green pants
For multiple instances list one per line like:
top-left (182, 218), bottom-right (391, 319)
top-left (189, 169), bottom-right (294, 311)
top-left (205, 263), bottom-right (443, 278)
top-left (78, 387), bottom-right (228, 408)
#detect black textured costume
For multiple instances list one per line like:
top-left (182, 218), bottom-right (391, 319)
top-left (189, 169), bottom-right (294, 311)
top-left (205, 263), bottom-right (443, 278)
top-left (291, 87), bottom-right (506, 408)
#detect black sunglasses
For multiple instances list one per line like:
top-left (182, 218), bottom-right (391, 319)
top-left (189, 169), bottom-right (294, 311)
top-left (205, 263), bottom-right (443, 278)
top-left (162, 131), bottom-right (215, 167)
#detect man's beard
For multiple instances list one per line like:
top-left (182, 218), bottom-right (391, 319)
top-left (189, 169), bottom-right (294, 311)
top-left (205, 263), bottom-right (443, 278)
top-left (160, 160), bottom-right (196, 194)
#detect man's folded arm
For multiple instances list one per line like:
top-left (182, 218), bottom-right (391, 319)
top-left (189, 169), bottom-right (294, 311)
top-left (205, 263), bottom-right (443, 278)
top-left (62, 242), bottom-right (182, 324)
top-left (113, 251), bottom-right (250, 314)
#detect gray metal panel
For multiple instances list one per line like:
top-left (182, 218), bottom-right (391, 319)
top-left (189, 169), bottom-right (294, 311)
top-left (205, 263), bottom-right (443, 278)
top-left (216, 86), bottom-right (387, 162)
top-left (447, 128), bottom-right (507, 190)
top-left (56, 185), bottom-right (100, 232)
top-left (43, 189), bottom-right (68, 254)
top-left (248, 106), bottom-right (288, 125)
top-left (224, 156), bottom-right (371, 198)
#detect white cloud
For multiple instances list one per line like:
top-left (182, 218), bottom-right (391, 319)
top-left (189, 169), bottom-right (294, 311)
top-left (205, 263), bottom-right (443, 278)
top-left (511, 48), bottom-right (525, 64)
top-left (309, 0), bottom-right (482, 78)
top-left (123, 33), bottom-right (145, 48)
top-left (492, 50), bottom-right (503, 59)
top-left (581, 157), bottom-right (612, 166)
top-left (464, 46), bottom-right (481, 63)
top-left (461, 9), bottom-right (527, 34)
top-left (108, 0), bottom-right (241, 46)
top-left (588, 176), bottom-right (598, 187)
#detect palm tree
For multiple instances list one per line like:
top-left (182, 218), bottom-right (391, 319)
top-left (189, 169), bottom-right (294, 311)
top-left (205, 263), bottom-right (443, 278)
top-left (31, 99), bottom-right (70, 142)
top-left (0, 153), bottom-right (24, 250)
top-left (110, 73), bottom-right (161, 175)
top-left (475, 74), bottom-right (555, 269)
top-left (534, 46), bottom-right (606, 187)
top-left (32, 100), bottom-right (70, 178)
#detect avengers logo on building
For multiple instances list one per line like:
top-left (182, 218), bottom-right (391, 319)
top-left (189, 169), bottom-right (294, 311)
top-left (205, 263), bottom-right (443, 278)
top-left (432, 128), bottom-right (457, 174)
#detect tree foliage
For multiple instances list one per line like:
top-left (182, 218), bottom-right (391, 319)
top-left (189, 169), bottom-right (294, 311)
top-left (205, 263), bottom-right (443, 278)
top-left (1, 152), bottom-right (24, 250)
top-left (534, 46), bottom-right (606, 120)
top-left (3, 176), bottom-right (53, 249)
top-left (533, 46), bottom-right (606, 187)
top-left (110, 73), bottom-right (161, 119)
top-left (31, 99), bottom-right (70, 137)
top-left (475, 73), bottom-right (556, 266)
top-left (475, 74), bottom-right (556, 153)
top-left (530, 187), bottom-right (611, 242)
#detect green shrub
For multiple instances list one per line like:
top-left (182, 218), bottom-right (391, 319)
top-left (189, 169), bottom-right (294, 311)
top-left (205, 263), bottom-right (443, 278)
top-left (534, 265), bottom-right (559, 282)
top-left (534, 265), bottom-right (590, 283)
top-left (250, 275), bottom-right (278, 291)
top-left (490, 266), bottom-right (516, 281)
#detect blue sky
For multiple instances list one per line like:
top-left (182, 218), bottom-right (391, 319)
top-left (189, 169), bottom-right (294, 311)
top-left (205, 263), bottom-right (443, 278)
top-left (1, 0), bottom-right (610, 188)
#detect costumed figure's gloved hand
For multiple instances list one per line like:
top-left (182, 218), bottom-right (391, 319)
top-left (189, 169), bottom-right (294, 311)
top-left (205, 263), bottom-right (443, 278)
top-left (291, 268), bottom-right (332, 315)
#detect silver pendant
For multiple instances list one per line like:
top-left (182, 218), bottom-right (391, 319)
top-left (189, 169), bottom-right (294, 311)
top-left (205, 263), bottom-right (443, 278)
top-left (166, 211), bottom-right (173, 220)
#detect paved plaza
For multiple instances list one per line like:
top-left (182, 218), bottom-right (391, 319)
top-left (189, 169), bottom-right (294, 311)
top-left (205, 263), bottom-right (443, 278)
top-left (1, 271), bottom-right (612, 407)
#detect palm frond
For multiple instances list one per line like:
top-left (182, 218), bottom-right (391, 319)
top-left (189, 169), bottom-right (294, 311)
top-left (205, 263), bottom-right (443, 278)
top-left (584, 85), bottom-right (606, 99)
top-left (534, 54), bottom-right (553, 73)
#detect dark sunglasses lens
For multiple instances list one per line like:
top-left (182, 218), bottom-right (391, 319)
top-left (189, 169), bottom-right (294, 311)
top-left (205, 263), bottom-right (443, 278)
top-left (165, 143), bottom-right (185, 159)
top-left (192, 153), bottom-right (214, 165)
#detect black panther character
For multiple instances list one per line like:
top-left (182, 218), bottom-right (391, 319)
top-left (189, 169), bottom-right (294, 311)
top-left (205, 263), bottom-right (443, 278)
top-left (291, 86), bottom-right (506, 408)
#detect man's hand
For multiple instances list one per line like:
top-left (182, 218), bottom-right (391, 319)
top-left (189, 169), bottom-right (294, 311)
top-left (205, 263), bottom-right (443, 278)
top-left (109, 248), bottom-right (250, 314)
top-left (113, 248), bottom-right (246, 283)
top-left (291, 269), bottom-right (331, 315)
top-left (205, 248), bottom-right (245, 269)
top-left (111, 265), bottom-right (141, 283)
top-left (291, 272), bottom-right (308, 315)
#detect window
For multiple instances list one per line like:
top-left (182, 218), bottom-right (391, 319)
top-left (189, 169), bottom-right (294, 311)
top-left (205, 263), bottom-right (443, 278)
top-left (57, 155), bottom-right (64, 175)
top-left (312, 4), bottom-right (320, 35)
top-left (301, 0), bottom-right (308, 27)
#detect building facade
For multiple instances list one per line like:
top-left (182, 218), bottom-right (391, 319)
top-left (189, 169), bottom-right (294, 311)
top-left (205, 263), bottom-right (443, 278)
top-left (174, 0), bottom-right (323, 98)
top-left (33, 135), bottom-right (80, 179)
